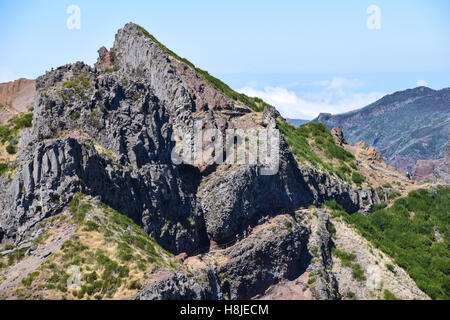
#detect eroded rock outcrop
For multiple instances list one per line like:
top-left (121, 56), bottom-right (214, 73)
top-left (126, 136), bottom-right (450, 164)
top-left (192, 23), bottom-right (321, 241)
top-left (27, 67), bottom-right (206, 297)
top-left (0, 78), bottom-right (35, 124)
top-left (0, 23), bottom-right (383, 252)
top-left (0, 23), bottom-right (433, 301)
top-left (135, 269), bottom-right (223, 300)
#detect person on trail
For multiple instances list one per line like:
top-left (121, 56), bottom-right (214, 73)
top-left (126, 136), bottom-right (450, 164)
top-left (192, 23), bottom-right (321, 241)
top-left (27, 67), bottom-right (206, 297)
top-left (248, 225), bottom-right (252, 234)
top-left (266, 215), bottom-right (270, 223)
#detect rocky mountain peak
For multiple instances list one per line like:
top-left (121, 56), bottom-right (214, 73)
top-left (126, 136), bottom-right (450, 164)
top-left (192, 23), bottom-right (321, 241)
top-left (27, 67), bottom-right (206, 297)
top-left (0, 22), bottom-right (435, 301)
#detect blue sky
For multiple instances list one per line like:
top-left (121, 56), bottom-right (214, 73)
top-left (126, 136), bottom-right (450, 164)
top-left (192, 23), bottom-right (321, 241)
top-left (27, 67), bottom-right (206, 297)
top-left (1, 0), bottom-right (449, 119)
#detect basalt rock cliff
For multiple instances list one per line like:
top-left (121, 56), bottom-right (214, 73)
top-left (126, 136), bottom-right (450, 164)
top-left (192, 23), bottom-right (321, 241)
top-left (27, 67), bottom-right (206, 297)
top-left (0, 23), bottom-right (428, 300)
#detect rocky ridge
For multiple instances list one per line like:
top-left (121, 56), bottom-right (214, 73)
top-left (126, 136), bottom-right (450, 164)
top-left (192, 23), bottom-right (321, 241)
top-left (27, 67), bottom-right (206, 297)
top-left (0, 23), bottom-right (429, 300)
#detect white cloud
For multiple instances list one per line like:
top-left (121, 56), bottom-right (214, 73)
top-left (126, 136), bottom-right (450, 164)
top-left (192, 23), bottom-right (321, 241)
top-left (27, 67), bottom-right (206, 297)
top-left (238, 77), bottom-right (385, 120)
top-left (313, 77), bottom-right (365, 90)
top-left (416, 80), bottom-right (428, 87)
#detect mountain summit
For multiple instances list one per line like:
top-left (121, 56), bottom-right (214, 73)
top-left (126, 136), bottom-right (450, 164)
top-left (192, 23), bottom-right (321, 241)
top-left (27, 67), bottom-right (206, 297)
top-left (0, 23), bottom-right (439, 300)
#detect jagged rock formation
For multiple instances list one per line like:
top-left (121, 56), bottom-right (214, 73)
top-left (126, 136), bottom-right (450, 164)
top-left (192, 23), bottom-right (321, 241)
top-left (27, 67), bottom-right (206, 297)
top-left (331, 127), bottom-right (346, 146)
top-left (0, 23), bottom-right (429, 300)
top-left (354, 142), bottom-right (382, 163)
top-left (135, 269), bottom-right (223, 300)
top-left (216, 215), bottom-right (310, 300)
top-left (0, 78), bottom-right (35, 124)
top-left (313, 87), bottom-right (450, 173)
top-left (0, 23), bottom-right (384, 251)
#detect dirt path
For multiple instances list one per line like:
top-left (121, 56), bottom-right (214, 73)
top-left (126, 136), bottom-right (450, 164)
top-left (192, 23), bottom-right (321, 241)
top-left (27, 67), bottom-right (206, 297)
top-left (0, 224), bottom-right (75, 299)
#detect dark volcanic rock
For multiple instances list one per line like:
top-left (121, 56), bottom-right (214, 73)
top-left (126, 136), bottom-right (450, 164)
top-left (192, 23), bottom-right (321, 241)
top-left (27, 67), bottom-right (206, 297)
top-left (0, 137), bottom-right (202, 253)
top-left (199, 109), bottom-right (383, 243)
top-left (135, 269), bottom-right (223, 300)
top-left (0, 23), bottom-right (384, 257)
top-left (217, 215), bottom-right (310, 300)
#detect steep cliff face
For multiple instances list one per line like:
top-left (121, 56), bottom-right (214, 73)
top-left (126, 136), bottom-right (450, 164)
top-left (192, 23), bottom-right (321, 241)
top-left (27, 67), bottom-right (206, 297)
top-left (0, 23), bottom-right (428, 300)
top-left (0, 78), bottom-right (35, 124)
top-left (0, 23), bottom-right (383, 250)
top-left (313, 87), bottom-right (450, 173)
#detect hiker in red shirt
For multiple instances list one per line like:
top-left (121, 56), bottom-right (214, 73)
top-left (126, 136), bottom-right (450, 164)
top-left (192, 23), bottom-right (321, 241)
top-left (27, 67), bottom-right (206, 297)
top-left (248, 225), bottom-right (252, 234)
top-left (266, 215), bottom-right (270, 223)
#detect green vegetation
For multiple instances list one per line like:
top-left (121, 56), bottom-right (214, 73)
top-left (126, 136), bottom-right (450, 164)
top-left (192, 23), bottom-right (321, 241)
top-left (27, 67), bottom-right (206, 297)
top-left (0, 162), bottom-right (8, 176)
top-left (21, 272), bottom-right (40, 287)
top-left (71, 111), bottom-right (80, 120)
top-left (60, 74), bottom-right (92, 104)
top-left (69, 193), bottom-right (92, 224)
top-left (331, 248), bottom-right (366, 282)
top-left (0, 162), bottom-right (12, 177)
top-left (351, 172), bottom-right (366, 185)
top-left (386, 263), bottom-right (395, 273)
top-left (326, 186), bottom-right (450, 299)
top-left (136, 24), bottom-right (269, 112)
top-left (351, 263), bottom-right (366, 282)
top-left (7, 247), bottom-right (27, 266)
top-left (0, 112), bottom-right (33, 155)
top-left (383, 289), bottom-right (398, 300)
top-left (36, 194), bottom-right (181, 300)
top-left (62, 79), bottom-right (80, 89)
top-left (332, 248), bottom-right (356, 267)
top-left (6, 144), bottom-right (16, 154)
top-left (370, 202), bottom-right (387, 213)
top-left (277, 120), bottom-right (358, 180)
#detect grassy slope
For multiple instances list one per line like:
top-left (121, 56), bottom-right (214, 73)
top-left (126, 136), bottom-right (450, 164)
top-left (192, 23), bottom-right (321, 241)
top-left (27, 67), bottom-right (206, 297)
top-left (0, 112), bottom-right (32, 156)
top-left (4, 194), bottom-right (183, 300)
top-left (326, 186), bottom-right (450, 300)
top-left (277, 119), bottom-right (362, 183)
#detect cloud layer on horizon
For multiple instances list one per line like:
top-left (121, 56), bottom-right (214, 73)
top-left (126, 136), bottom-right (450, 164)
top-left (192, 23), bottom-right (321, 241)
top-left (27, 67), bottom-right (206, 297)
top-left (238, 77), bottom-right (385, 120)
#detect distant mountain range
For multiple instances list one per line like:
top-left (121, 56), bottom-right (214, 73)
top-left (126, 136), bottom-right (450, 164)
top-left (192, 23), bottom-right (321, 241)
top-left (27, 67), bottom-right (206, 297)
top-left (312, 86), bottom-right (450, 174)
top-left (2, 21), bottom-right (450, 301)
top-left (286, 118), bottom-right (309, 127)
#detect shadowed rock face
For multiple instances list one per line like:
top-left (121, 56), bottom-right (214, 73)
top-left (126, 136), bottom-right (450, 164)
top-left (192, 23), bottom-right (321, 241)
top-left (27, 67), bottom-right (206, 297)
top-left (217, 217), bottom-right (310, 300)
top-left (135, 269), bottom-right (223, 300)
top-left (1, 23), bottom-right (383, 255)
top-left (0, 23), bottom-right (432, 301)
top-left (313, 87), bottom-right (450, 173)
